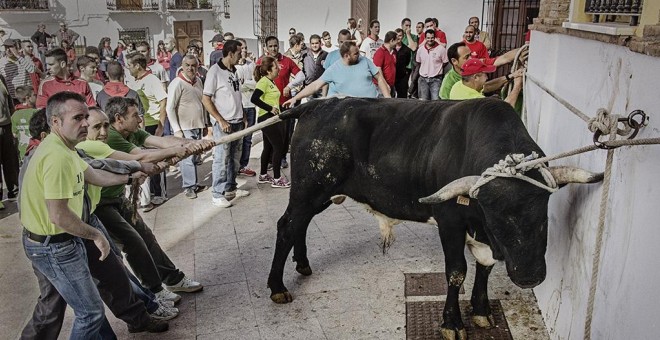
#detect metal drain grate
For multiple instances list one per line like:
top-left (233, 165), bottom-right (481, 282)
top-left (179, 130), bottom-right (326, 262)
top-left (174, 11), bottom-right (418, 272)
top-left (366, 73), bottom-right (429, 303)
top-left (405, 272), bottom-right (465, 297)
top-left (406, 300), bottom-right (513, 340)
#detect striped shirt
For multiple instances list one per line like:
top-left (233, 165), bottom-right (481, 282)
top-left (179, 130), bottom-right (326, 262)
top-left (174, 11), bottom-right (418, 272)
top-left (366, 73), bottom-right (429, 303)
top-left (0, 56), bottom-right (36, 99)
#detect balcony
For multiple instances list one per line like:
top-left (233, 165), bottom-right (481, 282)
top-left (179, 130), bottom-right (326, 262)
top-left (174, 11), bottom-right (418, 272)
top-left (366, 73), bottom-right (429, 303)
top-left (167, 0), bottom-right (212, 11)
top-left (0, 0), bottom-right (49, 11)
top-left (106, 0), bottom-right (160, 12)
top-left (584, 0), bottom-right (643, 26)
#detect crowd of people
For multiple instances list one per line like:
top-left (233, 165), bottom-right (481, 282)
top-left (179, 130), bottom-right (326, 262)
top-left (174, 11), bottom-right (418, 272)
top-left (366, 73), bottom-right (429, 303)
top-left (0, 14), bottom-right (530, 339)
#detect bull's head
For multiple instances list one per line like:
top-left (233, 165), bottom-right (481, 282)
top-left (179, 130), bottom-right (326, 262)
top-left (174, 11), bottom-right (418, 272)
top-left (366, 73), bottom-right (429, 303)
top-left (419, 167), bottom-right (603, 288)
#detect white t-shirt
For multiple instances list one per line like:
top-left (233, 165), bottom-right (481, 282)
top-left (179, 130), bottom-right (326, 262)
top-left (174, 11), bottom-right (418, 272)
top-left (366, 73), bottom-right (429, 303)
top-left (359, 36), bottom-right (383, 60)
top-left (127, 73), bottom-right (167, 127)
top-left (88, 81), bottom-right (103, 100)
top-left (235, 60), bottom-right (256, 109)
top-left (322, 45), bottom-right (338, 53)
top-left (148, 60), bottom-right (168, 83)
top-left (203, 62), bottom-right (243, 123)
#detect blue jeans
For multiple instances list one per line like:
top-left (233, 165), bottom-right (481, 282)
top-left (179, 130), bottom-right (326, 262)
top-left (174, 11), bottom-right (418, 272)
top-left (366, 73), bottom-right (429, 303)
top-left (240, 107), bottom-right (256, 169)
top-left (181, 128), bottom-right (203, 189)
top-left (22, 236), bottom-right (105, 340)
top-left (212, 121), bottom-right (244, 197)
top-left (418, 76), bottom-right (442, 100)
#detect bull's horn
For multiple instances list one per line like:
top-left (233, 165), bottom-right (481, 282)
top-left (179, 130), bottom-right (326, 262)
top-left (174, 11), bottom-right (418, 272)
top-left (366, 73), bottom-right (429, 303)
top-left (419, 176), bottom-right (480, 204)
top-left (548, 166), bottom-right (604, 185)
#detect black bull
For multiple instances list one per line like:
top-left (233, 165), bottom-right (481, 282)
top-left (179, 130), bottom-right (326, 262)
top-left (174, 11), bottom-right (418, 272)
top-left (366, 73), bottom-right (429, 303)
top-left (267, 97), bottom-right (602, 339)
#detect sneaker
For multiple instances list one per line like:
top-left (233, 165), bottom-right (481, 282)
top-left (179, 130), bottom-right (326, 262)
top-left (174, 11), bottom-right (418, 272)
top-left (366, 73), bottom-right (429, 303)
top-left (139, 203), bottom-right (156, 212)
top-left (166, 276), bottom-right (204, 293)
top-left (258, 174), bottom-right (274, 184)
top-left (150, 304), bottom-right (179, 321)
top-left (271, 177), bottom-right (291, 188)
top-left (151, 196), bottom-right (168, 205)
top-left (158, 299), bottom-right (175, 308)
top-left (154, 288), bottom-right (181, 304)
top-left (194, 185), bottom-right (208, 193)
top-left (233, 189), bottom-right (250, 198)
top-left (128, 317), bottom-right (169, 333)
top-left (212, 196), bottom-right (232, 208)
top-left (281, 159), bottom-right (289, 168)
top-left (184, 188), bottom-right (197, 199)
top-left (239, 167), bottom-right (257, 177)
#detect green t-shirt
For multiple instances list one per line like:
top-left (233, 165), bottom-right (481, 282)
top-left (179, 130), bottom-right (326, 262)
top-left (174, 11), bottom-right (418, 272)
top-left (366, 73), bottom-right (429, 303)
top-left (77, 140), bottom-right (115, 212)
top-left (449, 81), bottom-right (485, 100)
top-left (11, 108), bottom-right (37, 160)
top-left (255, 77), bottom-right (281, 117)
top-left (402, 33), bottom-right (418, 70)
top-left (20, 134), bottom-right (89, 235)
top-left (101, 126), bottom-right (150, 198)
top-left (440, 68), bottom-right (462, 100)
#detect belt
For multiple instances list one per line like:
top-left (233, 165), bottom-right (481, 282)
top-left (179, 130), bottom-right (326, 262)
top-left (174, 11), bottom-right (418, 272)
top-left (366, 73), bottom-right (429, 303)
top-left (23, 229), bottom-right (75, 243)
top-left (421, 74), bottom-right (443, 79)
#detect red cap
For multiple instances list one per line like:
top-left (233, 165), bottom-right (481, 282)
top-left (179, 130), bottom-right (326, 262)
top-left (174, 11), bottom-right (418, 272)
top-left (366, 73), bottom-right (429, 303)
top-left (461, 58), bottom-right (496, 76)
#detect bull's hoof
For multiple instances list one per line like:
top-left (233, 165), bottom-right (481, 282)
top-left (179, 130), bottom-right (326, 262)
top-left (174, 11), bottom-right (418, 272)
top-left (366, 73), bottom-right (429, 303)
top-left (441, 327), bottom-right (467, 340)
top-left (472, 314), bottom-right (496, 329)
top-left (270, 291), bottom-right (294, 304)
top-left (296, 265), bottom-right (313, 276)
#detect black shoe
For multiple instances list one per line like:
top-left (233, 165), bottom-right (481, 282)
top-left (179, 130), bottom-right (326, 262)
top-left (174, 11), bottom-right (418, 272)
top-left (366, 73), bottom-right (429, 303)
top-left (128, 317), bottom-right (169, 333)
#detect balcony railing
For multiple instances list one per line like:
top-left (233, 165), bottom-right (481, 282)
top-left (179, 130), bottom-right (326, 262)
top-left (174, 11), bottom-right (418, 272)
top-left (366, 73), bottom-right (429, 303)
top-left (167, 0), bottom-right (212, 10)
top-left (107, 0), bottom-right (159, 11)
top-left (584, 0), bottom-right (643, 26)
top-left (0, 0), bottom-right (49, 11)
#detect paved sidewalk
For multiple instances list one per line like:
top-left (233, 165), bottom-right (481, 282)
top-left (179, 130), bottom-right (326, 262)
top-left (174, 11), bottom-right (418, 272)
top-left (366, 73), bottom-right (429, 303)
top-left (0, 148), bottom-right (549, 340)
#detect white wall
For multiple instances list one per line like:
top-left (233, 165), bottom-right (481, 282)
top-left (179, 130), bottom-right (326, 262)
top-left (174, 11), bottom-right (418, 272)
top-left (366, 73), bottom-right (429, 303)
top-left (526, 30), bottom-right (660, 340)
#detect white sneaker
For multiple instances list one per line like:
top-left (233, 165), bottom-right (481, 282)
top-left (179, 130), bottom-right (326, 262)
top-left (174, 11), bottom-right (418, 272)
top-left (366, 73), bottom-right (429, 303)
top-left (150, 304), bottom-right (179, 321)
top-left (212, 196), bottom-right (232, 208)
top-left (151, 196), bottom-right (168, 205)
top-left (227, 189), bottom-right (250, 198)
top-left (166, 276), bottom-right (204, 293)
top-left (154, 288), bottom-right (181, 304)
top-left (158, 299), bottom-right (175, 308)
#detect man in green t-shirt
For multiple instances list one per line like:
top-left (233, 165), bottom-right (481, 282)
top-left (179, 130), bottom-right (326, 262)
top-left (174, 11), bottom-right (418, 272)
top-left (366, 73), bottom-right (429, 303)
top-left (20, 92), bottom-right (148, 339)
top-left (87, 97), bottom-right (213, 302)
top-left (11, 85), bottom-right (37, 161)
top-left (449, 58), bottom-right (523, 108)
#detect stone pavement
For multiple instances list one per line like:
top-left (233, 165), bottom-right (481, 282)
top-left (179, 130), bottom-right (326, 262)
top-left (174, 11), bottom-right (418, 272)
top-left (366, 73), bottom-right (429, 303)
top-left (0, 144), bottom-right (549, 340)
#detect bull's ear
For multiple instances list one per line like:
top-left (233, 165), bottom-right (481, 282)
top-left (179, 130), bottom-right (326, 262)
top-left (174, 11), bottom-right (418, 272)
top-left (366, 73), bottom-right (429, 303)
top-left (548, 166), bottom-right (604, 185)
top-left (419, 176), bottom-right (480, 204)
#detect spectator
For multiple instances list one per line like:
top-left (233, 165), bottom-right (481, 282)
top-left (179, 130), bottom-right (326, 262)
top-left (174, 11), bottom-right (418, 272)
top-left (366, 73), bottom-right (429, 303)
top-left (30, 24), bottom-right (50, 64)
top-left (96, 61), bottom-right (143, 116)
top-left (301, 34), bottom-right (328, 98)
top-left (0, 73), bottom-right (18, 207)
top-left (166, 55), bottom-right (208, 199)
top-left (202, 40), bottom-right (250, 208)
top-left (321, 31), bottom-right (337, 53)
top-left (288, 27), bottom-right (296, 37)
top-left (114, 39), bottom-right (125, 66)
top-left (83, 46), bottom-right (108, 84)
top-left (36, 48), bottom-right (95, 108)
top-left (372, 31), bottom-right (398, 97)
top-left (463, 25), bottom-right (489, 60)
top-left (323, 29), bottom-right (352, 69)
top-left (208, 33), bottom-right (224, 67)
top-left (12, 86), bottom-right (37, 161)
top-left (347, 18), bottom-right (363, 47)
top-left (284, 41), bottom-right (390, 103)
top-left (469, 16), bottom-right (492, 50)
top-left (393, 29), bottom-right (412, 98)
top-left (98, 37), bottom-right (114, 73)
top-left (0, 38), bottom-right (36, 102)
top-left (250, 56), bottom-right (290, 188)
top-left (166, 37), bottom-right (182, 82)
top-left (60, 40), bottom-right (76, 67)
top-left (76, 56), bottom-right (103, 98)
top-left (235, 37), bottom-right (258, 178)
top-left (54, 22), bottom-right (79, 46)
top-left (419, 17), bottom-right (448, 47)
top-left (156, 40), bottom-right (171, 81)
top-left (416, 29), bottom-right (448, 100)
top-left (21, 40), bottom-right (44, 95)
top-left (408, 21), bottom-right (425, 98)
top-left (283, 34), bottom-right (305, 97)
top-left (359, 19), bottom-right (383, 60)
top-left (134, 41), bottom-right (167, 85)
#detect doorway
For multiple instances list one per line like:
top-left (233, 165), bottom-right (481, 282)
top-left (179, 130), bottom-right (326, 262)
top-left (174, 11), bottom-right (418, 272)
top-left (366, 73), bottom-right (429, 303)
top-left (173, 20), bottom-right (203, 63)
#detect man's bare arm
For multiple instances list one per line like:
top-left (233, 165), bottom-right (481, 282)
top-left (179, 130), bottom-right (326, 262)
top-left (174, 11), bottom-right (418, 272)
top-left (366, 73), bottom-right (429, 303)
top-left (45, 199), bottom-right (110, 260)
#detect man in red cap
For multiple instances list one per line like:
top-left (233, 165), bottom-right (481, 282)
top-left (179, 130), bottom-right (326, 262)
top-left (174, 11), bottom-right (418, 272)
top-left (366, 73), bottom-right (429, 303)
top-left (449, 58), bottom-right (522, 107)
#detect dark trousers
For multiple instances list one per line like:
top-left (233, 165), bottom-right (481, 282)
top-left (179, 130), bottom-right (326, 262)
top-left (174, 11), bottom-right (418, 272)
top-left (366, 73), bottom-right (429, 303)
top-left (143, 125), bottom-right (166, 198)
top-left (258, 113), bottom-right (287, 179)
top-left (395, 69), bottom-right (412, 98)
top-left (239, 107), bottom-right (256, 169)
top-left (408, 61), bottom-right (421, 98)
top-left (95, 196), bottom-right (184, 293)
top-left (20, 215), bottom-right (150, 339)
top-left (0, 124), bottom-right (19, 199)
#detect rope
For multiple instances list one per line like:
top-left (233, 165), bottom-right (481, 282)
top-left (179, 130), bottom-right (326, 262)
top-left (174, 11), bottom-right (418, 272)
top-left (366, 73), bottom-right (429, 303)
top-left (525, 74), bottom-right (592, 123)
top-left (468, 152), bottom-right (558, 198)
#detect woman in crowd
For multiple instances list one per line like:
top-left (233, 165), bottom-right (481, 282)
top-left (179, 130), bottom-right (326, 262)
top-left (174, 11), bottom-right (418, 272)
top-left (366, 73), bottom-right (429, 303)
top-left (156, 40), bottom-right (171, 81)
top-left (98, 37), bottom-right (114, 72)
top-left (60, 40), bottom-right (76, 69)
top-left (250, 56), bottom-right (290, 188)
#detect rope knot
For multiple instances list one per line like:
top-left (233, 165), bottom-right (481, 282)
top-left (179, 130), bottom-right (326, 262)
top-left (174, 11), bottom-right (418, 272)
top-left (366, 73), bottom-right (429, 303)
top-left (588, 108), bottom-right (632, 137)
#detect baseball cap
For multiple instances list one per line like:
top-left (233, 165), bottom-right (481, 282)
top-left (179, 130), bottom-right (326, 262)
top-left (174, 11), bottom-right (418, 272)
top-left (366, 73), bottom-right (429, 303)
top-left (3, 38), bottom-right (16, 47)
top-left (209, 34), bottom-right (223, 43)
top-left (461, 58), bottom-right (496, 76)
